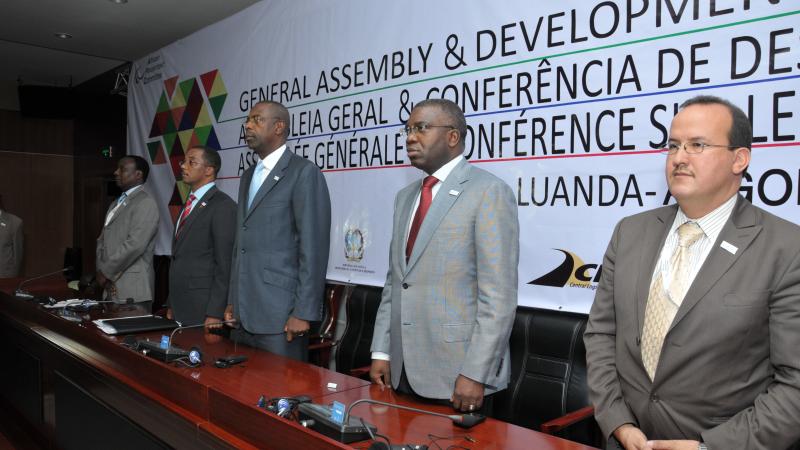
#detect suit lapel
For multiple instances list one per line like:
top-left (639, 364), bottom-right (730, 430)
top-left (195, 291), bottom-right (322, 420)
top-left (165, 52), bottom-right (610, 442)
top-left (396, 186), bottom-right (417, 274)
top-left (405, 159), bottom-right (470, 274)
top-left (173, 186), bottom-right (217, 252)
top-left (668, 196), bottom-right (761, 331)
top-left (245, 150), bottom-right (291, 221)
top-left (106, 186), bottom-right (142, 227)
top-left (636, 206), bottom-right (677, 336)
top-left (238, 164), bottom-right (254, 223)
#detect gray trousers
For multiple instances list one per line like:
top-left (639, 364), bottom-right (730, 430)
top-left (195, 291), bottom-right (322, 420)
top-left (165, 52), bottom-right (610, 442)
top-left (231, 328), bottom-right (308, 362)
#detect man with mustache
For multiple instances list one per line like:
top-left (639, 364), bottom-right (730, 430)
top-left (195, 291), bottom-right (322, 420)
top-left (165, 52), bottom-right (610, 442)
top-left (370, 99), bottom-right (519, 413)
top-left (96, 155), bottom-right (159, 311)
top-left (225, 101), bottom-right (331, 361)
top-left (166, 145), bottom-right (236, 335)
top-left (585, 95), bottom-right (800, 450)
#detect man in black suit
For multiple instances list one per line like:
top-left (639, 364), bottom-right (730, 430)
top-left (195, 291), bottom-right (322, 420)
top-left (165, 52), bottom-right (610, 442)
top-left (167, 145), bottom-right (236, 336)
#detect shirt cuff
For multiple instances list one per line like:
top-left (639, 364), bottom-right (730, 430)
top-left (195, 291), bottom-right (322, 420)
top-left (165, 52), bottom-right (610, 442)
top-left (371, 352), bottom-right (390, 361)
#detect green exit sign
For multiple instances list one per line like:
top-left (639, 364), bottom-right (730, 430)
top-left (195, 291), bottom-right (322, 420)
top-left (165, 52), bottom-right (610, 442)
top-left (101, 146), bottom-right (114, 158)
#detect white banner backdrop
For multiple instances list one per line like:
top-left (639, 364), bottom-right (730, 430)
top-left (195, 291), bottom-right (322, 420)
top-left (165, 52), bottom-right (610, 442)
top-left (128, 0), bottom-right (800, 313)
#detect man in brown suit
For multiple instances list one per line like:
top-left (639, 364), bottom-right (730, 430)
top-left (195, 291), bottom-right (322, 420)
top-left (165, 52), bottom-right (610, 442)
top-left (585, 95), bottom-right (800, 450)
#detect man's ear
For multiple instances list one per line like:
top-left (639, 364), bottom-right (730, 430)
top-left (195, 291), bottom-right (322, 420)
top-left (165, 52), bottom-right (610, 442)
top-left (448, 128), bottom-right (461, 149)
top-left (732, 147), bottom-right (751, 175)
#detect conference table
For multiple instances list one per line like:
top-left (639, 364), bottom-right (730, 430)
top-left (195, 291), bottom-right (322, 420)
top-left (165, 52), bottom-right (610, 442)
top-left (0, 278), bottom-right (597, 450)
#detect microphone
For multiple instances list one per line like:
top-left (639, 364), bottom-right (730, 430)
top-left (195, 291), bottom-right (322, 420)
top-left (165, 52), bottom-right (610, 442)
top-left (166, 319), bottom-right (237, 356)
top-left (15, 266), bottom-right (73, 299)
top-left (344, 399), bottom-right (486, 429)
top-left (65, 297), bottom-right (134, 312)
top-left (277, 398), bottom-right (292, 417)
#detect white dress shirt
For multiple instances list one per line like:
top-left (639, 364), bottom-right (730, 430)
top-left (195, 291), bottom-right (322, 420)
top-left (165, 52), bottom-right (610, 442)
top-left (651, 193), bottom-right (738, 307)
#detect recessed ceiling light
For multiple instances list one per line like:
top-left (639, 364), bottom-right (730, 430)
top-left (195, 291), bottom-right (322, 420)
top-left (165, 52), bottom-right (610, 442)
top-left (54, 32), bottom-right (73, 39)
top-left (109, 0), bottom-right (128, 4)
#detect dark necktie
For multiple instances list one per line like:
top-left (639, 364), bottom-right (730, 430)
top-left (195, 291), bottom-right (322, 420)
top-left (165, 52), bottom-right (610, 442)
top-left (405, 176), bottom-right (438, 262)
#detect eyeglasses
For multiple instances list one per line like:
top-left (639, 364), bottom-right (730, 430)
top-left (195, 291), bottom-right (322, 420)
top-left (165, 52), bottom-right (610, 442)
top-left (662, 141), bottom-right (744, 155)
top-left (243, 115), bottom-right (283, 126)
top-left (400, 123), bottom-right (456, 137)
top-left (179, 159), bottom-right (206, 168)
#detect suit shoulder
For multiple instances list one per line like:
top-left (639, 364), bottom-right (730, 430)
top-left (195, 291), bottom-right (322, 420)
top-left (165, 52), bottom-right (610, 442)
top-left (465, 164), bottom-right (514, 195)
top-left (288, 151), bottom-right (323, 172)
top-left (749, 202), bottom-right (800, 237)
top-left (133, 188), bottom-right (158, 207)
top-left (620, 204), bottom-right (675, 225)
top-left (466, 164), bottom-right (506, 186)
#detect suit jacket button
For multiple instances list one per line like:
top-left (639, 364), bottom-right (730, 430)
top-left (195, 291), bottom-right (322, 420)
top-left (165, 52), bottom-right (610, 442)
top-left (243, 225), bottom-right (247, 230)
top-left (402, 283), bottom-right (409, 289)
top-left (241, 249), bottom-right (246, 254)
top-left (650, 394), bottom-right (659, 402)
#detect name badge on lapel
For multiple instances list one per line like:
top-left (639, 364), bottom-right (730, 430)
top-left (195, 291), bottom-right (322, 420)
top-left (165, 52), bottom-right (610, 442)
top-left (720, 241), bottom-right (738, 255)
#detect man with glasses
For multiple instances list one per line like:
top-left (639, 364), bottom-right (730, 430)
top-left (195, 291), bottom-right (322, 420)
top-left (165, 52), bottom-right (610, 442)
top-left (225, 101), bottom-right (331, 361)
top-left (96, 155), bottom-right (159, 310)
top-left (585, 95), bottom-right (800, 450)
top-left (166, 145), bottom-right (236, 333)
top-left (370, 99), bottom-right (519, 413)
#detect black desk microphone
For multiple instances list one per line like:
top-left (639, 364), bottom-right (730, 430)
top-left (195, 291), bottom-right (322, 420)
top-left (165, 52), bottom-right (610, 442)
top-left (15, 266), bottom-right (73, 299)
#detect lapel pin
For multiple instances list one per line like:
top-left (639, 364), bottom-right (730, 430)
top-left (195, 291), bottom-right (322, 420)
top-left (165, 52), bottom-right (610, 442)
top-left (0, 223), bottom-right (5, 227)
top-left (201, 202), bottom-right (207, 207)
top-left (274, 176), bottom-right (280, 181)
top-left (449, 190), bottom-right (460, 196)
top-left (720, 241), bottom-right (738, 255)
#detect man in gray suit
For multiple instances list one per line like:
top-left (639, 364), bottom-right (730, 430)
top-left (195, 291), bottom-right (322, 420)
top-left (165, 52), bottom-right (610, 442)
top-left (96, 156), bottom-right (159, 310)
top-left (166, 145), bottom-right (236, 333)
top-left (224, 101), bottom-right (331, 361)
top-left (0, 204), bottom-right (23, 278)
top-left (585, 95), bottom-right (800, 450)
top-left (370, 99), bottom-right (519, 413)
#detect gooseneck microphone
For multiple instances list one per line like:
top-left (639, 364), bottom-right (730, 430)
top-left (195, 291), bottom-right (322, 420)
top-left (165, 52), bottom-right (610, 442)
top-left (166, 319), bottom-right (237, 355)
top-left (344, 398), bottom-right (486, 429)
top-left (15, 266), bottom-right (74, 298)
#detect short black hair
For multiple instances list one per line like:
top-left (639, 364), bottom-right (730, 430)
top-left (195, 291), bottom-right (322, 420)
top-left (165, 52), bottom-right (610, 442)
top-left (412, 98), bottom-right (468, 149)
top-left (125, 155), bottom-right (150, 182)
top-left (189, 145), bottom-right (221, 177)
top-left (254, 100), bottom-right (291, 138)
top-left (680, 95), bottom-right (752, 150)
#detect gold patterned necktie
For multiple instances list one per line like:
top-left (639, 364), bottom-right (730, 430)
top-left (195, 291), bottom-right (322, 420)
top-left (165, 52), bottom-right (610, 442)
top-left (641, 221), bottom-right (704, 381)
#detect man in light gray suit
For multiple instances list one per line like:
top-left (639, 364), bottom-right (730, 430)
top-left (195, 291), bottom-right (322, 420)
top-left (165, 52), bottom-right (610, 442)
top-left (225, 101), bottom-right (331, 361)
top-left (370, 99), bottom-right (519, 413)
top-left (0, 203), bottom-right (23, 278)
top-left (585, 95), bottom-right (800, 450)
top-left (166, 145), bottom-right (236, 331)
top-left (96, 156), bottom-right (159, 310)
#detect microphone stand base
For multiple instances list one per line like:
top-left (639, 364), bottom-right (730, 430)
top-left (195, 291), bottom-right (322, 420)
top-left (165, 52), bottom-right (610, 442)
top-left (298, 403), bottom-right (375, 444)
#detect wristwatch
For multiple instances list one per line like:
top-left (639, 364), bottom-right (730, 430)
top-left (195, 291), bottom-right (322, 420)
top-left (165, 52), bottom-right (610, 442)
top-left (698, 443), bottom-right (708, 450)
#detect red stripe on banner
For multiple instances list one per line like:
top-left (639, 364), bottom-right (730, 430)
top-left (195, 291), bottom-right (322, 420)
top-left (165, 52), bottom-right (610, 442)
top-left (214, 142), bottom-right (799, 179)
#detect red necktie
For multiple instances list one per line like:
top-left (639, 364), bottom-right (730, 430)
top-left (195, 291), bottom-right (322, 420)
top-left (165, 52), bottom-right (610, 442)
top-left (176, 194), bottom-right (196, 236)
top-left (405, 176), bottom-right (438, 262)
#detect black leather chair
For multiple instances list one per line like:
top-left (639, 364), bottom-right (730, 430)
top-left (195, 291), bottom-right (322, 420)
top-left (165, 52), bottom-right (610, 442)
top-left (334, 285), bottom-right (382, 378)
top-left (308, 283), bottom-right (349, 367)
top-left (492, 307), bottom-right (601, 447)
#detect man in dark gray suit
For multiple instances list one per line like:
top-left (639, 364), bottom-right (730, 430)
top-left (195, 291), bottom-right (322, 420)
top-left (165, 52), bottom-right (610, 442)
top-left (96, 156), bottom-right (159, 310)
top-left (166, 145), bottom-right (236, 334)
top-left (585, 96), bottom-right (800, 450)
top-left (370, 99), bottom-right (519, 413)
top-left (225, 101), bottom-right (331, 361)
